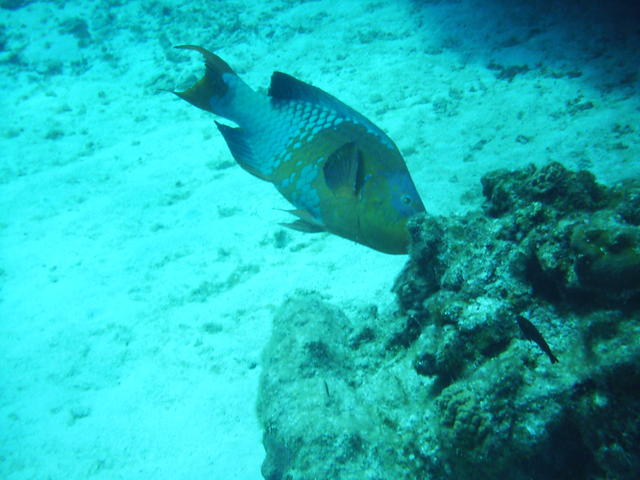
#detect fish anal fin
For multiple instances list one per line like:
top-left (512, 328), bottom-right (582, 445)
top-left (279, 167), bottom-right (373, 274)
top-left (216, 121), bottom-right (271, 181)
top-left (324, 142), bottom-right (364, 195)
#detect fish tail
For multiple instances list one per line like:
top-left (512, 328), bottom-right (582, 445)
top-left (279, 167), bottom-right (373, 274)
top-left (173, 45), bottom-right (258, 124)
top-left (174, 45), bottom-right (274, 180)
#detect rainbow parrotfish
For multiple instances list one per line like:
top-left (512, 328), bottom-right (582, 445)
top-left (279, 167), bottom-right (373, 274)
top-left (173, 45), bottom-right (425, 254)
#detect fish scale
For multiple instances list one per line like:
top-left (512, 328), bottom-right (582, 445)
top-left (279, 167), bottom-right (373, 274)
top-left (174, 45), bottom-right (425, 254)
top-left (274, 119), bottom-right (365, 219)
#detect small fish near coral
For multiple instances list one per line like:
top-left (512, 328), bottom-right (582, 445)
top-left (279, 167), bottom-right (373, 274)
top-left (173, 45), bottom-right (425, 254)
top-left (516, 315), bottom-right (559, 364)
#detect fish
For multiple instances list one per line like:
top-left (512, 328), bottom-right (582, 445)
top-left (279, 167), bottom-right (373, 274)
top-left (172, 45), bottom-right (425, 254)
top-left (516, 315), bottom-right (559, 364)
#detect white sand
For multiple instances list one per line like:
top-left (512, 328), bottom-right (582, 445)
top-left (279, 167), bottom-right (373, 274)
top-left (1, 0), bottom-right (638, 478)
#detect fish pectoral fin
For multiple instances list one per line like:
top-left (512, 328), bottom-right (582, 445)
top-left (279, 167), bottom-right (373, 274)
top-left (280, 219), bottom-right (326, 233)
top-left (323, 142), bottom-right (364, 196)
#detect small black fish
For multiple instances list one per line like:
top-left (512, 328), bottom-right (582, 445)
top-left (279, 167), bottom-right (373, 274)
top-left (516, 315), bottom-right (559, 364)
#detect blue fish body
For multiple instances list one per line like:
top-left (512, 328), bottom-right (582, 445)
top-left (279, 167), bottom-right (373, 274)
top-left (174, 45), bottom-right (425, 254)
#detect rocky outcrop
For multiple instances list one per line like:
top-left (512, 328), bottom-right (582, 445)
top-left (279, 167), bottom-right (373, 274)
top-left (257, 163), bottom-right (640, 480)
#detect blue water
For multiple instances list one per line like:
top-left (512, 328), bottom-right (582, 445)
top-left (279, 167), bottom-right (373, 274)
top-left (0, 1), bottom-right (638, 479)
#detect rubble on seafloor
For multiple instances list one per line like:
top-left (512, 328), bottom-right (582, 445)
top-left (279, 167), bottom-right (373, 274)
top-left (256, 162), bottom-right (640, 480)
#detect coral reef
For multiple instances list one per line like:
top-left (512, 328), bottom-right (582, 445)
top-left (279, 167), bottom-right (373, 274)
top-left (257, 163), bottom-right (640, 480)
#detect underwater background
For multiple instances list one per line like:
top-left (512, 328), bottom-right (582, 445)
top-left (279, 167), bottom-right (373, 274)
top-left (1, 1), bottom-right (638, 479)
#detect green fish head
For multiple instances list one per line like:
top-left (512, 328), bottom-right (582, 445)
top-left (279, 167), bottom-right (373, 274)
top-left (360, 170), bottom-right (425, 254)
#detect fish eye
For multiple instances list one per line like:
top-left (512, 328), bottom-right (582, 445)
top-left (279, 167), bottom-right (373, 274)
top-left (401, 195), bottom-right (412, 205)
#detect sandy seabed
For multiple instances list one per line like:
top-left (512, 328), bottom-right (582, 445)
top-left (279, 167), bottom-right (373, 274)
top-left (1, 1), bottom-right (638, 478)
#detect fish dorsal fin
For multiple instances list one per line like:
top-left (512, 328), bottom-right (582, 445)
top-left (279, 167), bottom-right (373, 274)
top-left (268, 72), bottom-right (389, 140)
top-left (324, 142), bottom-right (364, 195)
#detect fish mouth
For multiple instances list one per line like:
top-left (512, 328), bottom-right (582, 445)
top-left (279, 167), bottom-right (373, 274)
top-left (364, 221), bottom-right (411, 255)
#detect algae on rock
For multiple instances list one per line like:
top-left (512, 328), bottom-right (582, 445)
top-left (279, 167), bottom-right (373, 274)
top-left (257, 163), bottom-right (640, 480)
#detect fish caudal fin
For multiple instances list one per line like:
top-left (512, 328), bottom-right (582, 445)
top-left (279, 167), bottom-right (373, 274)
top-left (173, 45), bottom-right (236, 114)
top-left (174, 45), bottom-right (277, 180)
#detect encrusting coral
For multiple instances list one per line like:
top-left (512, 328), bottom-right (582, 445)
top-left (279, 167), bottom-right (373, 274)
top-left (257, 163), bottom-right (640, 480)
